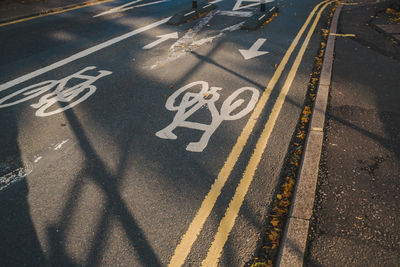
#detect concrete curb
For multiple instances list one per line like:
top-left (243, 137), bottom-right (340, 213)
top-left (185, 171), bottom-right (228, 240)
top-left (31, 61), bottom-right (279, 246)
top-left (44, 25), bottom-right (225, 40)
top-left (0, 0), bottom-right (111, 25)
top-left (276, 3), bottom-right (343, 267)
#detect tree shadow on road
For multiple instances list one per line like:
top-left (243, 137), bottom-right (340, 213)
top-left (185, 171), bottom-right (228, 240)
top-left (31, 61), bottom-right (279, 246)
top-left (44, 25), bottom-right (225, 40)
top-left (45, 107), bottom-right (162, 267)
top-left (0, 109), bottom-right (48, 267)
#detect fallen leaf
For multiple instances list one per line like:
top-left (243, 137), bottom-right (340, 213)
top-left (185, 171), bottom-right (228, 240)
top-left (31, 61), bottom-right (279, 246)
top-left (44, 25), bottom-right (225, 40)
top-left (270, 218), bottom-right (279, 226)
top-left (268, 231), bottom-right (279, 241)
top-left (279, 199), bottom-right (291, 207)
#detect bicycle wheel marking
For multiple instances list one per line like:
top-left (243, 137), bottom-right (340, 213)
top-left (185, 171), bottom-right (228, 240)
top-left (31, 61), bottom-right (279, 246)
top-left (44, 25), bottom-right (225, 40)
top-left (0, 66), bottom-right (112, 117)
top-left (156, 81), bottom-right (259, 152)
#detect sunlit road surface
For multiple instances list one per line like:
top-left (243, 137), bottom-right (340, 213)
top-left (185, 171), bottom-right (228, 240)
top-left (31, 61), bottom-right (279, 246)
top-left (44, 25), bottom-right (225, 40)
top-left (0, 0), bottom-right (330, 266)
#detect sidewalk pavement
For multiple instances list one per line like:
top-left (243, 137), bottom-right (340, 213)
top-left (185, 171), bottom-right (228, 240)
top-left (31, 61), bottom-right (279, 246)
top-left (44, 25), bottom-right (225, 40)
top-left (306, 0), bottom-right (400, 266)
top-left (0, 0), bottom-right (105, 23)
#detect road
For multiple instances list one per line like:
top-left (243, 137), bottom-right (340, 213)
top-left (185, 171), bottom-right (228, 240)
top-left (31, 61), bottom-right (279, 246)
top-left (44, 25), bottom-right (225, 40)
top-left (0, 0), bottom-right (332, 266)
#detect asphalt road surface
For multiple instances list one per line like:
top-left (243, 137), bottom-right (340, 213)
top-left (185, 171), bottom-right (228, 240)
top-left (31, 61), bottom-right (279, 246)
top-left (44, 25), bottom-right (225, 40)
top-left (0, 0), bottom-right (332, 266)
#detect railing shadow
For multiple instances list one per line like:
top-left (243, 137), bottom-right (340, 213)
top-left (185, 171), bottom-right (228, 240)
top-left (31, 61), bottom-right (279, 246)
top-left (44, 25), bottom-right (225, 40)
top-left (0, 109), bottom-right (48, 266)
top-left (45, 107), bottom-right (162, 267)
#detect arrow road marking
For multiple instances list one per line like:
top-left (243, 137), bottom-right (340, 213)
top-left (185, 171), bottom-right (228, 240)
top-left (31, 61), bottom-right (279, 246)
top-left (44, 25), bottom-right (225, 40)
top-left (238, 38), bottom-right (269, 60)
top-left (233, 0), bottom-right (274, 11)
top-left (143, 32), bottom-right (178, 49)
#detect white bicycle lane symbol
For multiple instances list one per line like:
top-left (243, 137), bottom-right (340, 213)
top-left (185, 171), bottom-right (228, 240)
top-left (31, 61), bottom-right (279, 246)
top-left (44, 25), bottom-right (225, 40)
top-left (156, 81), bottom-right (260, 152)
top-left (0, 66), bottom-right (112, 117)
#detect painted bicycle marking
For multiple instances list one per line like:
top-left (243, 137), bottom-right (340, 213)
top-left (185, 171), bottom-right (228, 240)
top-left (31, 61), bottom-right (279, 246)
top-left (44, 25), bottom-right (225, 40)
top-left (156, 81), bottom-right (260, 152)
top-left (0, 66), bottom-right (112, 117)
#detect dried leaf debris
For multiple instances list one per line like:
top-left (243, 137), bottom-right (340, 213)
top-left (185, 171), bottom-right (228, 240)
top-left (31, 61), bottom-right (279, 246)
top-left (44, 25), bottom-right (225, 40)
top-left (247, 4), bottom-right (337, 267)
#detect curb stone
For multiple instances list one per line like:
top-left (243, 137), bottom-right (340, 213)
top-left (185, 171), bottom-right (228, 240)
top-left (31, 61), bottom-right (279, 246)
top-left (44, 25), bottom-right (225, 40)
top-left (276, 3), bottom-right (344, 267)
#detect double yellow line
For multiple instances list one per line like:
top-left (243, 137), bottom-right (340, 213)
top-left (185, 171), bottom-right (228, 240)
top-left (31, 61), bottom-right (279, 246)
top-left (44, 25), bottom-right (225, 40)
top-left (168, 1), bottom-right (334, 266)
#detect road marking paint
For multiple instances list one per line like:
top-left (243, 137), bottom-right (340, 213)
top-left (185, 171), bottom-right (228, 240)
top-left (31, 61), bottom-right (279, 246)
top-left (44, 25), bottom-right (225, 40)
top-left (0, 66), bottom-right (112, 117)
top-left (329, 33), bottom-right (355, 37)
top-left (209, 0), bottom-right (224, 4)
top-left (0, 168), bottom-right (31, 191)
top-left (156, 81), bottom-right (259, 152)
top-left (170, 10), bottom-right (215, 47)
top-left (239, 38), bottom-right (269, 60)
top-left (168, 1), bottom-right (331, 266)
top-left (189, 21), bottom-right (243, 46)
top-left (218, 10), bottom-right (253, 17)
top-left (54, 139), bottom-right (69, 150)
top-left (0, 0), bottom-right (113, 27)
top-left (132, 0), bottom-right (167, 8)
top-left (94, 0), bottom-right (143, 17)
top-left (0, 17), bottom-right (171, 93)
top-left (94, 0), bottom-right (168, 17)
top-left (34, 156), bottom-right (43, 163)
top-left (258, 14), bottom-right (266, 20)
top-left (233, 0), bottom-right (274, 11)
top-left (204, 3), bottom-right (213, 8)
top-left (185, 10), bottom-right (196, 16)
top-left (142, 32), bottom-right (178, 49)
top-left (201, 2), bottom-right (333, 265)
top-left (150, 11), bottom-right (219, 68)
top-left (150, 18), bottom-right (244, 69)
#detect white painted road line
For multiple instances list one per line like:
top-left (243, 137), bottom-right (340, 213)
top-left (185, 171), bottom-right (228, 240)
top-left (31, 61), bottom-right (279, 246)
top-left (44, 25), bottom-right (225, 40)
top-left (142, 32), bottom-right (178, 49)
top-left (150, 11), bottom-right (240, 69)
top-left (94, 0), bottom-right (143, 17)
top-left (209, 0), bottom-right (224, 4)
top-left (119, 0), bottom-right (168, 12)
top-left (0, 17), bottom-right (171, 92)
top-left (218, 10), bottom-right (253, 17)
top-left (184, 10), bottom-right (196, 16)
top-left (94, 0), bottom-right (168, 17)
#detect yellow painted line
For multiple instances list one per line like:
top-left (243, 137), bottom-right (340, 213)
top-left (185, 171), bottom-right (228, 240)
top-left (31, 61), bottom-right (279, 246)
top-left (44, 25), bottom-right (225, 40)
top-left (0, 0), bottom-right (113, 27)
top-left (201, 2), bottom-right (333, 265)
top-left (167, 1), bottom-right (332, 266)
top-left (329, 33), bottom-right (355, 37)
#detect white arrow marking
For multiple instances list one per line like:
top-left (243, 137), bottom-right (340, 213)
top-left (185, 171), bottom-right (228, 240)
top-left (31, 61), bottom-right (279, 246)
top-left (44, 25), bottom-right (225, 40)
top-left (239, 38), bottom-right (269, 60)
top-left (233, 0), bottom-right (274, 11)
top-left (143, 32), bottom-right (179, 49)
